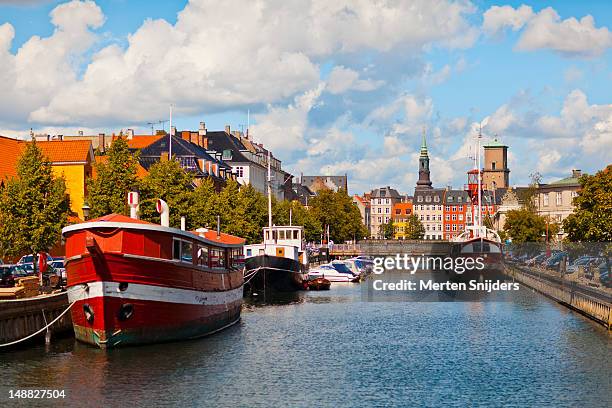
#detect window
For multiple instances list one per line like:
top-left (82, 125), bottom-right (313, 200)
top-left (434, 196), bottom-right (440, 203)
top-left (197, 245), bottom-right (209, 267)
top-left (420, 215), bottom-right (424, 221)
top-left (451, 206), bottom-right (456, 212)
top-left (445, 214), bottom-right (450, 221)
top-left (543, 193), bottom-right (549, 206)
top-left (445, 206), bottom-right (450, 211)
top-left (452, 224), bottom-right (457, 231)
top-left (556, 192), bottom-right (562, 206)
top-left (235, 166), bottom-right (244, 177)
top-left (445, 224), bottom-right (450, 231)
top-left (438, 215), bottom-right (442, 221)
top-left (385, 208), bottom-right (389, 214)
top-left (396, 209), bottom-right (401, 214)
top-left (452, 214), bottom-right (457, 221)
top-left (448, 197), bottom-right (453, 202)
top-left (417, 196), bottom-right (423, 202)
top-left (210, 248), bottom-right (226, 268)
top-left (459, 214), bottom-right (463, 221)
top-left (378, 207), bottom-right (382, 214)
top-left (492, 161), bottom-right (496, 170)
top-left (426, 196), bottom-right (431, 202)
top-left (246, 248), bottom-right (252, 257)
top-left (230, 248), bottom-right (244, 269)
top-left (426, 215), bottom-right (430, 221)
top-left (173, 239), bottom-right (181, 260)
top-left (181, 240), bottom-right (193, 263)
top-left (378, 217), bottom-right (382, 223)
top-left (571, 191), bottom-right (578, 199)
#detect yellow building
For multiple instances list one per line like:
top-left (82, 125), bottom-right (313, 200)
top-left (37, 141), bottom-right (95, 219)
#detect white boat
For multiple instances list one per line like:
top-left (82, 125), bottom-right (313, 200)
top-left (308, 261), bottom-right (359, 283)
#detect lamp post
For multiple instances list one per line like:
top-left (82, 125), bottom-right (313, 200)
top-left (82, 203), bottom-right (91, 221)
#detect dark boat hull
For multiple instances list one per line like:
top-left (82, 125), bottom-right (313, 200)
top-left (244, 255), bottom-right (304, 293)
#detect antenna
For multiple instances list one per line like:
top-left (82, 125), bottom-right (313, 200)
top-left (169, 104), bottom-right (173, 160)
top-left (247, 109), bottom-right (250, 139)
top-left (147, 122), bottom-right (156, 135)
top-left (158, 119), bottom-right (169, 132)
top-left (267, 150), bottom-right (273, 233)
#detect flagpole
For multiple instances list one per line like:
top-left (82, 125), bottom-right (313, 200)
top-left (169, 104), bottom-right (173, 160)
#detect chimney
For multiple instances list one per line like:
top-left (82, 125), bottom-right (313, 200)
top-left (127, 129), bottom-right (134, 140)
top-left (98, 133), bottom-right (106, 153)
top-left (57, 134), bottom-right (63, 141)
top-left (171, 126), bottom-right (176, 136)
top-left (198, 122), bottom-right (207, 136)
top-left (161, 152), bottom-right (169, 161)
top-left (78, 130), bottom-right (84, 136)
top-left (190, 132), bottom-right (197, 144)
top-left (225, 125), bottom-right (230, 134)
top-left (202, 138), bottom-right (208, 149)
top-left (181, 130), bottom-right (190, 141)
top-left (572, 169), bottom-right (582, 178)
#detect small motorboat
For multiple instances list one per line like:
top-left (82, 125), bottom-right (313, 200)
top-left (307, 262), bottom-right (359, 283)
top-left (307, 277), bottom-right (331, 290)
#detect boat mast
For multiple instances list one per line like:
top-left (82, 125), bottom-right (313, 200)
top-left (169, 104), bottom-right (173, 160)
top-left (477, 123), bottom-right (483, 238)
top-left (267, 150), bottom-right (273, 233)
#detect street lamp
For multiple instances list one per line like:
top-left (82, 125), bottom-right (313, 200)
top-left (82, 203), bottom-right (91, 221)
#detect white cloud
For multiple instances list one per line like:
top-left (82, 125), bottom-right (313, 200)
top-left (0, 0), bottom-right (477, 128)
top-left (326, 66), bottom-right (384, 95)
top-left (482, 5), bottom-right (534, 36)
top-left (483, 5), bottom-right (612, 57)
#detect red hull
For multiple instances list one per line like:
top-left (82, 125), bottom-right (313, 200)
top-left (63, 214), bottom-right (245, 348)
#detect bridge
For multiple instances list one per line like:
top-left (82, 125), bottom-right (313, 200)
top-left (324, 240), bottom-right (452, 257)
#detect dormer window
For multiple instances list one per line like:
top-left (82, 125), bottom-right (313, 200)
top-left (417, 196), bottom-right (423, 202)
top-left (425, 196), bottom-right (431, 202)
top-left (434, 196), bottom-right (440, 202)
top-left (222, 149), bottom-right (233, 160)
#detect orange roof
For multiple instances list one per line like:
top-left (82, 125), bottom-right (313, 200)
top-left (89, 213), bottom-right (153, 225)
top-left (0, 136), bottom-right (24, 180)
top-left (111, 135), bottom-right (162, 150)
top-left (36, 140), bottom-right (93, 163)
top-left (93, 155), bottom-right (149, 179)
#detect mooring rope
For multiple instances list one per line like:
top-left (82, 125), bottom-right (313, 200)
top-left (0, 287), bottom-right (85, 348)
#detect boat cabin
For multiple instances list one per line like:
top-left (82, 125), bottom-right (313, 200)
top-left (244, 225), bottom-right (307, 265)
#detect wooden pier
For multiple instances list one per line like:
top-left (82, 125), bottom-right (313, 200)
top-left (0, 292), bottom-right (73, 347)
top-left (506, 263), bottom-right (612, 330)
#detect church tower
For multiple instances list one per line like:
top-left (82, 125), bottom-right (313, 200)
top-left (482, 138), bottom-right (509, 189)
top-left (415, 130), bottom-right (433, 190)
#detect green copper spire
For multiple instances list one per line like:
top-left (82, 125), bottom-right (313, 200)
top-left (420, 128), bottom-right (428, 156)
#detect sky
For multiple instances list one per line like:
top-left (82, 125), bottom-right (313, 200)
top-left (0, 0), bottom-right (610, 195)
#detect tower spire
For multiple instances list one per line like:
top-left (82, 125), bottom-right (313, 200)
top-left (420, 126), bottom-right (428, 155)
top-left (416, 127), bottom-right (433, 190)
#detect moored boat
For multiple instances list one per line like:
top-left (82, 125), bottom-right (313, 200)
top-left (307, 277), bottom-right (331, 291)
top-left (62, 199), bottom-right (245, 349)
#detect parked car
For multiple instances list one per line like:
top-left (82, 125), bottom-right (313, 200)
top-left (566, 257), bottom-right (599, 274)
top-left (525, 253), bottom-right (547, 266)
top-left (51, 257), bottom-right (66, 285)
top-left (0, 265), bottom-right (15, 287)
top-left (544, 252), bottom-right (568, 269)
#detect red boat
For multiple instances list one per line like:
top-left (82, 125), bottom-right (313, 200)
top-left (62, 209), bottom-right (245, 349)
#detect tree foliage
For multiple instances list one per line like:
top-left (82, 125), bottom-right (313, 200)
top-left (380, 218), bottom-right (394, 239)
top-left (403, 215), bottom-right (425, 240)
top-left (88, 137), bottom-right (140, 218)
top-left (273, 199), bottom-right (322, 242)
top-left (309, 188), bottom-right (368, 242)
top-left (139, 159), bottom-right (194, 228)
top-left (563, 165), bottom-right (612, 242)
top-left (0, 140), bottom-right (70, 259)
top-left (503, 208), bottom-right (548, 243)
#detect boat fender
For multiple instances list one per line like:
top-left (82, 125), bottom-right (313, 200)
top-left (118, 282), bottom-right (128, 292)
top-left (118, 303), bottom-right (134, 321)
top-left (83, 304), bottom-right (94, 323)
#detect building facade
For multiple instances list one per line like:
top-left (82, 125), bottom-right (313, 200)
top-left (482, 138), bottom-right (510, 189)
top-left (442, 189), bottom-right (469, 241)
top-left (352, 194), bottom-right (371, 236)
top-left (413, 189), bottom-right (444, 240)
top-left (537, 170), bottom-right (582, 236)
top-left (300, 175), bottom-right (348, 194)
top-left (392, 202), bottom-right (414, 239)
top-left (369, 186), bottom-right (402, 238)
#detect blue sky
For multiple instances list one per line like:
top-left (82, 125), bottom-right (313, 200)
top-left (0, 0), bottom-right (610, 194)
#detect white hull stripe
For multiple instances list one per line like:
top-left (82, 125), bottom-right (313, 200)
top-left (68, 282), bottom-right (243, 306)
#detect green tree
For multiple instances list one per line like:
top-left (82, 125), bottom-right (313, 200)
top-left (309, 188), bottom-right (368, 242)
top-left (519, 172), bottom-right (542, 213)
top-left (503, 208), bottom-right (547, 243)
top-left (563, 165), bottom-right (612, 242)
top-left (189, 178), bottom-right (219, 230)
top-left (237, 183), bottom-right (269, 244)
top-left (403, 214), bottom-right (425, 240)
top-left (379, 218), bottom-right (394, 239)
top-left (273, 198), bottom-right (322, 242)
top-left (139, 159), bottom-right (194, 228)
top-left (0, 140), bottom-right (70, 267)
top-left (88, 137), bottom-right (140, 218)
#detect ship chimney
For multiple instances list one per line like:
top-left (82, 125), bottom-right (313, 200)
top-left (181, 216), bottom-right (186, 231)
top-left (216, 215), bottom-right (221, 238)
top-left (195, 227), bottom-right (209, 237)
top-left (156, 199), bottom-right (170, 227)
top-left (127, 191), bottom-right (139, 220)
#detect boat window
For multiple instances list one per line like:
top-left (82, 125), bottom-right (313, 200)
top-left (278, 230), bottom-right (285, 240)
top-left (230, 248), bottom-right (244, 269)
top-left (272, 230), bottom-right (277, 240)
top-left (246, 248), bottom-right (252, 257)
top-left (210, 248), bottom-right (226, 268)
top-left (197, 245), bottom-right (209, 267)
top-left (173, 239), bottom-right (181, 260)
top-left (293, 230), bottom-right (299, 239)
top-left (460, 244), bottom-right (473, 253)
top-left (265, 230), bottom-right (270, 240)
top-left (181, 240), bottom-right (193, 263)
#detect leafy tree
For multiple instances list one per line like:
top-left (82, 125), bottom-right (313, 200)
top-left (519, 172), bottom-right (542, 213)
top-left (237, 183), bottom-right (269, 244)
top-left (309, 188), bottom-right (368, 242)
top-left (273, 199), bottom-right (321, 242)
top-left (503, 208), bottom-right (547, 243)
top-left (379, 218), bottom-right (394, 239)
top-left (563, 165), bottom-right (612, 242)
top-left (88, 137), bottom-right (140, 218)
top-left (403, 214), bottom-right (425, 240)
top-left (139, 159), bottom-right (194, 228)
top-left (189, 178), bottom-right (219, 230)
top-left (0, 140), bottom-right (70, 268)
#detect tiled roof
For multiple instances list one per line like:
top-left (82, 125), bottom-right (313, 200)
top-left (371, 186), bottom-right (401, 198)
top-left (483, 138), bottom-right (507, 148)
top-left (548, 176), bottom-right (580, 186)
top-left (112, 135), bottom-right (162, 150)
top-left (93, 155), bottom-right (149, 179)
top-left (0, 136), bottom-right (24, 180)
top-left (36, 140), bottom-right (93, 163)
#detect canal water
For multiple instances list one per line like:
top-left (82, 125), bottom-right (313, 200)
top-left (1, 283), bottom-right (611, 407)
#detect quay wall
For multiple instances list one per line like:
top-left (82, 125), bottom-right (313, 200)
top-left (330, 241), bottom-right (452, 257)
top-left (506, 264), bottom-right (612, 330)
top-left (0, 292), bottom-right (73, 347)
